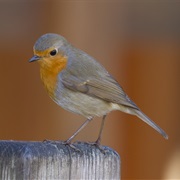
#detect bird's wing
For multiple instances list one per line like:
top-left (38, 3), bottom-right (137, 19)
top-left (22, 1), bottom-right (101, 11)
top-left (60, 73), bottom-right (139, 110)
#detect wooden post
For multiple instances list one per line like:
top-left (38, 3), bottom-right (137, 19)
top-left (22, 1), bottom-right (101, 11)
top-left (0, 141), bottom-right (120, 179)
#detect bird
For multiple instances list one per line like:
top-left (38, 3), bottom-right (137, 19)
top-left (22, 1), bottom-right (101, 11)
top-left (29, 33), bottom-right (168, 147)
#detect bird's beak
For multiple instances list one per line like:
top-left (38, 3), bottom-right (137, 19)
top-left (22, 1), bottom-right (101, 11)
top-left (29, 55), bottom-right (40, 63)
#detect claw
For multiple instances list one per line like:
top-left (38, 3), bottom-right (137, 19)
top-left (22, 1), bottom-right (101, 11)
top-left (42, 139), bottom-right (81, 152)
top-left (42, 139), bottom-right (51, 143)
top-left (62, 141), bottom-right (82, 153)
top-left (86, 141), bottom-right (107, 154)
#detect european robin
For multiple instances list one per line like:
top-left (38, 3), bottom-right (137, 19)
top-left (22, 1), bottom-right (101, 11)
top-left (29, 33), bottom-right (168, 146)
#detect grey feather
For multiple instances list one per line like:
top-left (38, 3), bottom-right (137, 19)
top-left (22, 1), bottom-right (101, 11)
top-left (60, 47), bottom-right (138, 110)
top-left (134, 110), bottom-right (168, 139)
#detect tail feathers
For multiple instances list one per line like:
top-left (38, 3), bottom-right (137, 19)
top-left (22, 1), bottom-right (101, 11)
top-left (134, 110), bottom-right (168, 139)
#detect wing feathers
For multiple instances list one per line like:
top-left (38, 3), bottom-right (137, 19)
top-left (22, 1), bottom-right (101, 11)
top-left (61, 74), bottom-right (139, 110)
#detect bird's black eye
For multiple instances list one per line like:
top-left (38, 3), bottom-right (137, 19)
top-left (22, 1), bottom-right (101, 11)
top-left (50, 49), bottom-right (57, 56)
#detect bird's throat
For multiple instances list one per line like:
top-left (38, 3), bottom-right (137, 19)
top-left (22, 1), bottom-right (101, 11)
top-left (39, 55), bottom-right (67, 98)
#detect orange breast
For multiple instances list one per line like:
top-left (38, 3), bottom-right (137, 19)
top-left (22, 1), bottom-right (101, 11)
top-left (39, 55), bottom-right (67, 99)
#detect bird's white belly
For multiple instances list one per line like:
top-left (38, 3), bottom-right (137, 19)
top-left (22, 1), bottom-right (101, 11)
top-left (54, 87), bottom-right (113, 118)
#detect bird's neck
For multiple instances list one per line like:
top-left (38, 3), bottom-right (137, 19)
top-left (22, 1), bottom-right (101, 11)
top-left (39, 55), bottom-right (67, 98)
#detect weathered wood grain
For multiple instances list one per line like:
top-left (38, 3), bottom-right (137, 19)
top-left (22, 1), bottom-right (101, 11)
top-left (0, 141), bottom-right (120, 179)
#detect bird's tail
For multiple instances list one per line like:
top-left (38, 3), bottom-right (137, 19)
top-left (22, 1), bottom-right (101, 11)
top-left (134, 109), bottom-right (168, 139)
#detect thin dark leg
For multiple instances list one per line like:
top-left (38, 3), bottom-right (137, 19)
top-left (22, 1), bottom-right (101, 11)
top-left (65, 117), bottom-right (93, 144)
top-left (95, 115), bottom-right (107, 145)
top-left (43, 118), bottom-right (93, 152)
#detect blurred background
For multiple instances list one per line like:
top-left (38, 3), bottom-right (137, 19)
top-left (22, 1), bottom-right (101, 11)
top-left (0, 1), bottom-right (179, 179)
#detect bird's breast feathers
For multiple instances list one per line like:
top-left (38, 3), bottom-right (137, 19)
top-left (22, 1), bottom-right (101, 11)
top-left (39, 54), bottom-right (67, 98)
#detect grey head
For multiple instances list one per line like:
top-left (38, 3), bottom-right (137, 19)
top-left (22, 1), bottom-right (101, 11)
top-left (33, 33), bottom-right (69, 52)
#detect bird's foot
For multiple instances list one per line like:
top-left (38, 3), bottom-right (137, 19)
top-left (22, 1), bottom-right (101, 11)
top-left (62, 140), bottom-right (81, 153)
top-left (43, 139), bottom-right (81, 152)
top-left (86, 140), bottom-right (107, 154)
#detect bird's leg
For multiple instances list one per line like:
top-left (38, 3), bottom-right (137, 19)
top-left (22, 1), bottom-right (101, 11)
top-left (95, 114), bottom-right (107, 145)
top-left (64, 117), bottom-right (93, 144)
top-left (89, 115), bottom-right (107, 154)
top-left (62, 117), bottom-right (93, 152)
top-left (44, 118), bottom-right (93, 152)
